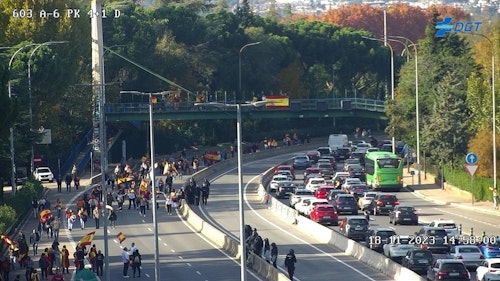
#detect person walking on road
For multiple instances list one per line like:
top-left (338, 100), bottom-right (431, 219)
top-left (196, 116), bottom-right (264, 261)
top-left (121, 247), bottom-right (130, 278)
top-left (131, 249), bottom-right (142, 278)
top-left (95, 250), bottom-right (104, 276)
top-left (93, 207), bottom-right (100, 229)
top-left (64, 174), bottom-right (72, 192)
top-left (270, 243), bottom-right (278, 268)
top-left (201, 178), bottom-right (210, 205)
top-left (108, 210), bottom-right (117, 228)
top-left (491, 187), bottom-right (499, 209)
top-left (56, 176), bottom-right (62, 193)
top-left (51, 217), bottom-right (61, 240)
top-left (29, 229), bottom-right (40, 256)
top-left (284, 249), bottom-right (297, 280)
top-left (61, 246), bottom-right (70, 274)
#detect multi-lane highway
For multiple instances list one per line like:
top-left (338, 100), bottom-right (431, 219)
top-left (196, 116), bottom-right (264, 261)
top-left (63, 147), bottom-right (500, 281)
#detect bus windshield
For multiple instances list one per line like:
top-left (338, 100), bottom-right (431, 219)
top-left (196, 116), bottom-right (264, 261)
top-left (376, 158), bottom-right (401, 168)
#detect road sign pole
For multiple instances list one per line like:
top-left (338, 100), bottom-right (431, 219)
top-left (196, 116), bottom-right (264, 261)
top-left (471, 176), bottom-right (474, 205)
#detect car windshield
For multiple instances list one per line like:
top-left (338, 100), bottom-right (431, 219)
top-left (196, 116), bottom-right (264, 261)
top-left (441, 263), bottom-right (466, 271)
top-left (458, 247), bottom-right (480, 253)
top-left (376, 158), bottom-right (401, 168)
top-left (413, 251), bottom-right (433, 258)
top-left (349, 219), bottom-right (367, 226)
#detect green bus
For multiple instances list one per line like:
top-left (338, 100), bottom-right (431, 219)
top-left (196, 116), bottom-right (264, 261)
top-left (364, 151), bottom-right (403, 191)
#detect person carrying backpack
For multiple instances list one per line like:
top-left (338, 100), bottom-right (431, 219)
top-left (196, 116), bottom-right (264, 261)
top-left (284, 249), bottom-right (297, 280)
top-left (131, 249), bottom-right (142, 278)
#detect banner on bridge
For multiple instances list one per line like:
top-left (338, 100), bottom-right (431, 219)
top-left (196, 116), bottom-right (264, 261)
top-left (265, 96), bottom-right (289, 109)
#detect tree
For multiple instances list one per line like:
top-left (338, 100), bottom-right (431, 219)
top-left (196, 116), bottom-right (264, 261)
top-left (468, 128), bottom-right (500, 177)
top-left (235, 0), bottom-right (254, 28)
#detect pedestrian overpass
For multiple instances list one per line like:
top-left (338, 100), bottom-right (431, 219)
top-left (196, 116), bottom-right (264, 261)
top-left (104, 98), bottom-right (387, 122)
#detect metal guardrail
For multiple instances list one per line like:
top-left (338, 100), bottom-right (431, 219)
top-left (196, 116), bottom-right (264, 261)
top-left (104, 98), bottom-right (386, 114)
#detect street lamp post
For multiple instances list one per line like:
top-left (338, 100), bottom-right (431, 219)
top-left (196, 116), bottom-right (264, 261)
top-left (120, 90), bottom-right (162, 281)
top-left (388, 36), bottom-right (420, 185)
top-left (239, 42), bottom-right (261, 101)
top-left (27, 41), bottom-right (67, 173)
top-left (8, 43), bottom-right (39, 195)
top-left (362, 36), bottom-right (395, 154)
top-left (194, 101), bottom-right (267, 281)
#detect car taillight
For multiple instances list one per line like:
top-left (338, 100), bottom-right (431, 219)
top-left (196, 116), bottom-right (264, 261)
top-left (461, 271), bottom-right (469, 277)
top-left (413, 210), bottom-right (417, 215)
top-left (490, 269), bottom-right (497, 273)
top-left (456, 255), bottom-right (463, 259)
top-left (487, 247), bottom-right (497, 250)
top-left (421, 245), bottom-right (428, 250)
top-left (394, 201), bottom-right (400, 205)
top-left (377, 200), bottom-right (383, 206)
top-left (437, 271), bottom-right (447, 277)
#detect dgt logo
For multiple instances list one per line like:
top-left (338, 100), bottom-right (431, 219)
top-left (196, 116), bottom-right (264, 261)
top-left (436, 17), bottom-right (482, 37)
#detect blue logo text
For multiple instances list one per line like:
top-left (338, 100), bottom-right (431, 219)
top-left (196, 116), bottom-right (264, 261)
top-left (436, 17), bottom-right (482, 37)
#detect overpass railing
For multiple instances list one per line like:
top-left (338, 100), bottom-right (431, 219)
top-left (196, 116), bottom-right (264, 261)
top-left (104, 98), bottom-right (386, 114)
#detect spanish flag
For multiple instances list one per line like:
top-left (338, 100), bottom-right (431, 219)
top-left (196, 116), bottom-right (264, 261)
top-left (265, 96), bottom-right (289, 109)
top-left (1, 234), bottom-right (19, 250)
top-left (139, 179), bottom-right (148, 192)
top-left (78, 231), bottom-right (96, 247)
top-left (39, 209), bottom-right (52, 223)
top-left (117, 232), bottom-right (126, 244)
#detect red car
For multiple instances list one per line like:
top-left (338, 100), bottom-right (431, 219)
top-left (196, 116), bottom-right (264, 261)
top-left (274, 165), bottom-right (295, 179)
top-left (309, 204), bottom-right (338, 225)
top-left (314, 185), bottom-right (336, 199)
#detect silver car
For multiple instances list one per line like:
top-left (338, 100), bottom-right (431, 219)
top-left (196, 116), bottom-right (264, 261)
top-left (450, 245), bottom-right (484, 268)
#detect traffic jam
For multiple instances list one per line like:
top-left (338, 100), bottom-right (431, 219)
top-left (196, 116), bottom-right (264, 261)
top-left (268, 134), bottom-right (500, 281)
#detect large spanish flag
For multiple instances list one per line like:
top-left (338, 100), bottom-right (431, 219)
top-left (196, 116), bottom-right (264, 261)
top-left (78, 231), bottom-right (96, 247)
top-left (39, 209), bottom-right (52, 223)
top-left (265, 96), bottom-right (289, 109)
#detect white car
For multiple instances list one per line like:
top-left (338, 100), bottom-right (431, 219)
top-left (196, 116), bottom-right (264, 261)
top-left (428, 219), bottom-right (459, 238)
top-left (382, 235), bottom-right (417, 260)
top-left (304, 177), bottom-right (326, 192)
top-left (449, 245), bottom-right (484, 268)
top-left (476, 258), bottom-right (500, 281)
top-left (269, 175), bottom-right (291, 191)
top-left (276, 170), bottom-right (294, 181)
top-left (358, 191), bottom-right (378, 210)
top-left (33, 167), bottom-right (54, 182)
top-left (295, 198), bottom-right (328, 216)
top-left (289, 189), bottom-right (314, 208)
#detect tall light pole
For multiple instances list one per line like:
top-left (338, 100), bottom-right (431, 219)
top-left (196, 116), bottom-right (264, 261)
top-left (239, 42), bottom-right (261, 102)
top-left (469, 33), bottom-right (496, 189)
top-left (8, 43), bottom-right (39, 195)
top-left (194, 101), bottom-right (267, 281)
top-left (362, 36), bottom-right (395, 153)
top-left (389, 35), bottom-right (420, 185)
top-left (28, 41), bottom-right (67, 173)
top-left (120, 90), bottom-right (163, 281)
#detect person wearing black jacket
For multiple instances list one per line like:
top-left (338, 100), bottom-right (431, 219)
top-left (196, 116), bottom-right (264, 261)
top-left (201, 178), bottom-right (210, 205)
top-left (284, 249), bottom-right (297, 280)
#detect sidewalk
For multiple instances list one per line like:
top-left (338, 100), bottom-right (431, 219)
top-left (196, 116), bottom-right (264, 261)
top-left (2, 175), bottom-right (94, 280)
top-left (402, 168), bottom-right (500, 216)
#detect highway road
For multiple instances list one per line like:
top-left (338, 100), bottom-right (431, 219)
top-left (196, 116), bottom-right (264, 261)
top-left (61, 183), bottom-right (264, 281)
top-left (195, 151), bottom-right (393, 281)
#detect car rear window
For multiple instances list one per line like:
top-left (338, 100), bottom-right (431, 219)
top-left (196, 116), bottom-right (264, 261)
top-left (458, 247), bottom-right (480, 253)
top-left (441, 263), bottom-right (466, 271)
top-left (339, 197), bottom-right (356, 202)
top-left (491, 263), bottom-right (500, 269)
top-left (377, 231), bottom-right (396, 237)
top-left (311, 180), bottom-right (325, 184)
top-left (399, 207), bottom-right (414, 211)
top-left (413, 251), bottom-right (433, 258)
top-left (438, 223), bottom-right (457, 229)
top-left (297, 190), bottom-right (313, 195)
top-left (318, 206), bottom-right (334, 211)
top-left (349, 219), bottom-right (368, 226)
top-left (427, 229), bottom-right (447, 237)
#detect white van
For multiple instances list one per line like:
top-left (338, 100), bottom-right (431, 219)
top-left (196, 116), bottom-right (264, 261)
top-left (328, 134), bottom-right (348, 150)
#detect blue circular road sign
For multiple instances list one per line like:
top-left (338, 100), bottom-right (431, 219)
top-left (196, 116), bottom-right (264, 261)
top-left (465, 152), bottom-right (478, 164)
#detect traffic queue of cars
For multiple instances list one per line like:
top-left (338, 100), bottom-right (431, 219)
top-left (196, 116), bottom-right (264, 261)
top-left (269, 142), bottom-right (500, 281)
